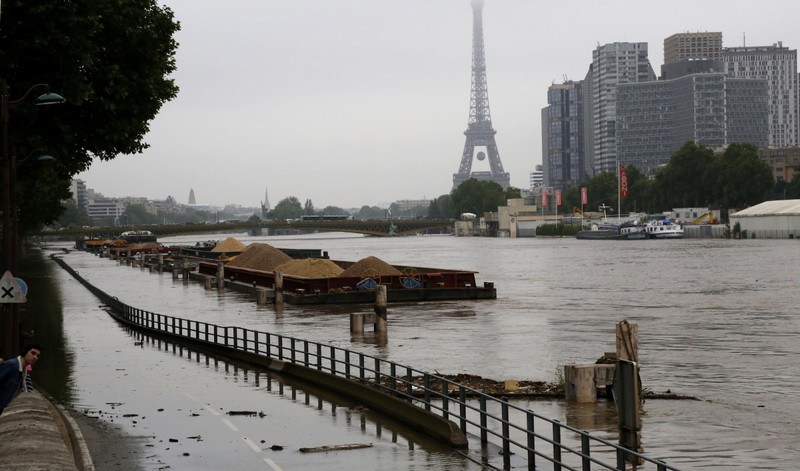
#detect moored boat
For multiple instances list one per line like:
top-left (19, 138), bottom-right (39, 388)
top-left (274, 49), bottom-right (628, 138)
top-left (576, 221), bottom-right (646, 240)
top-left (644, 218), bottom-right (684, 239)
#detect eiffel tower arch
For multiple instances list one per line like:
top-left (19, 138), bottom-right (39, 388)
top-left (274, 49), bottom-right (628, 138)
top-left (453, 0), bottom-right (510, 190)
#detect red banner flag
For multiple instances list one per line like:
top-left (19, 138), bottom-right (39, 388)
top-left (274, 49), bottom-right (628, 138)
top-left (581, 187), bottom-right (588, 205)
top-left (619, 164), bottom-right (629, 199)
top-left (555, 189), bottom-right (562, 206)
top-left (542, 190), bottom-right (548, 207)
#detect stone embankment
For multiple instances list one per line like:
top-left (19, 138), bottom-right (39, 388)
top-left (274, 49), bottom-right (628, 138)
top-left (0, 390), bottom-right (91, 470)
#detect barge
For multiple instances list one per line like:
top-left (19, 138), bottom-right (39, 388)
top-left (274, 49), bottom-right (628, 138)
top-left (197, 259), bottom-right (496, 305)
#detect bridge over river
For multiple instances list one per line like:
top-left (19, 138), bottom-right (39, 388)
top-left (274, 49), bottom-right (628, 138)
top-left (35, 219), bottom-right (454, 239)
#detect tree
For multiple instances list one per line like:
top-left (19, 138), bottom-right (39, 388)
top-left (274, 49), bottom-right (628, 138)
top-left (304, 199), bottom-right (315, 215)
top-left (319, 206), bottom-right (348, 216)
top-left (2, 1), bottom-right (180, 232)
top-left (270, 197), bottom-right (303, 220)
top-left (450, 179), bottom-right (506, 217)
top-left (713, 143), bottom-right (773, 209)
top-left (122, 204), bottom-right (159, 225)
top-left (428, 195), bottom-right (453, 219)
top-left (652, 141), bottom-right (715, 209)
top-left (356, 205), bottom-right (386, 219)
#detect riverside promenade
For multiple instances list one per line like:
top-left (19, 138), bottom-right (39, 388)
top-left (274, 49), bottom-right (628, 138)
top-left (0, 390), bottom-right (91, 470)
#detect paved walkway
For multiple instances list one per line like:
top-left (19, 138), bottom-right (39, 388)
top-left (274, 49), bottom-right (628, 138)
top-left (0, 390), bottom-right (92, 471)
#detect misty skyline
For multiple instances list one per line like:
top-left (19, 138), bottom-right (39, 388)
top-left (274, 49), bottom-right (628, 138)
top-left (76, 0), bottom-right (800, 209)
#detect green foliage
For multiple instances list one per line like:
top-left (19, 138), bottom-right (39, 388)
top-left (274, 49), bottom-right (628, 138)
top-left (535, 223), bottom-right (581, 236)
top-left (713, 143), bottom-right (773, 208)
top-left (356, 205), bottom-right (387, 219)
top-left (652, 142), bottom-right (715, 208)
top-left (319, 206), bottom-right (349, 216)
top-left (428, 195), bottom-right (453, 219)
top-left (2, 0), bottom-right (180, 233)
top-left (450, 179), bottom-right (506, 218)
top-left (122, 204), bottom-right (160, 225)
top-left (56, 205), bottom-right (94, 228)
top-left (304, 199), bottom-right (315, 215)
top-left (270, 197), bottom-right (303, 220)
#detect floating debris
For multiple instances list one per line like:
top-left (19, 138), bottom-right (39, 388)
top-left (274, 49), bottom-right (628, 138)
top-left (299, 443), bottom-right (373, 453)
top-left (227, 410), bottom-right (265, 417)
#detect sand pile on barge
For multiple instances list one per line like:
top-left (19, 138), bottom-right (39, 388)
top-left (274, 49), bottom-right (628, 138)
top-left (273, 258), bottom-right (344, 278)
top-left (339, 256), bottom-right (402, 277)
top-left (211, 237), bottom-right (246, 253)
top-left (226, 243), bottom-right (292, 271)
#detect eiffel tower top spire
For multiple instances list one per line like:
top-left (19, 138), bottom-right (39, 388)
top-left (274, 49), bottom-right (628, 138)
top-left (468, 0), bottom-right (492, 128)
top-left (453, 0), bottom-right (510, 190)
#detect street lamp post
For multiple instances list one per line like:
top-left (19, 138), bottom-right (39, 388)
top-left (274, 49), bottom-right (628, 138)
top-left (1, 78), bottom-right (65, 359)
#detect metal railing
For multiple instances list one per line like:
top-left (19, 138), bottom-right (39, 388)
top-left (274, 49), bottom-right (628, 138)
top-left (53, 255), bottom-right (682, 470)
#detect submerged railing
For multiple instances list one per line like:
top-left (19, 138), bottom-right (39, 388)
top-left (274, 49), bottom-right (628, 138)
top-left (53, 255), bottom-right (683, 470)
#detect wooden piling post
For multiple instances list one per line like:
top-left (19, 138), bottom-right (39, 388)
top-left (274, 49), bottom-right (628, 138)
top-left (256, 288), bottom-right (269, 304)
top-left (350, 313), bottom-right (365, 333)
top-left (616, 320), bottom-right (638, 362)
top-left (374, 285), bottom-right (387, 332)
top-left (216, 261), bottom-right (225, 290)
top-left (274, 272), bottom-right (283, 305)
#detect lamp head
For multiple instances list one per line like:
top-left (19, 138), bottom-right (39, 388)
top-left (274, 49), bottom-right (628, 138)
top-left (34, 92), bottom-right (66, 106)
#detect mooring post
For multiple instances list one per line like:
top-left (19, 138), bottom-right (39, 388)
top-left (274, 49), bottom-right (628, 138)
top-left (375, 285), bottom-right (387, 332)
top-left (350, 313), bottom-right (365, 334)
top-left (158, 254), bottom-right (164, 273)
top-left (216, 261), bottom-right (225, 290)
top-left (614, 320), bottom-right (643, 465)
top-left (204, 276), bottom-right (212, 290)
top-left (256, 288), bottom-right (269, 304)
top-left (616, 320), bottom-right (638, 362)
top-left (182, 258), bottom-right (189, 285)
top-left (274, 272), bottom-right (283, 305)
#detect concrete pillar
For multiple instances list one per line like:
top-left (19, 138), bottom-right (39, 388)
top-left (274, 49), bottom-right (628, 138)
top-left (204, 276), bottom-right (213, 290)
top-left (158, 254), bottom-right (164, 273)
top-left (350, 313), bottom-right (365, 334)
top-left (274, 272), bottom-right (283, 305)
top-left (182, 258), bottom-right (189, 285)
top-left (216, 261), bottom-right (225, 290)
top-left (374, 285), bottom-right (387, 332)
top-left (564, 364), bottom-right (597, 403)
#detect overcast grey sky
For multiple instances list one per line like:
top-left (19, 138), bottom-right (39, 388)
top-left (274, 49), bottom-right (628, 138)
top-left (76, 0), bottom-right (800, 209)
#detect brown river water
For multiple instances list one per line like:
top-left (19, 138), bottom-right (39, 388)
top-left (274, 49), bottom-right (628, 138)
top-left (21, 234), bottom-right (800, 470)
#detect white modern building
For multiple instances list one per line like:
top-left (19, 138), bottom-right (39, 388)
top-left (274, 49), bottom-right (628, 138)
top-left (723, 43), bottom-right (799, 148)
top-left (587, 42), bottom-right (657, 173)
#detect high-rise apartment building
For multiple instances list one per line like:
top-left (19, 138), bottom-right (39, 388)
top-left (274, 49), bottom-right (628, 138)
top-left (70, 179), bottom-right (88, 212)
top-left (722, 42), bottom-right (799, 147)
top-left (541, 81), bottom-right (585, 190)
top-left (589, 42), bottom-right (657, 173)
top-left (664, 32), bottom-right (723, 64)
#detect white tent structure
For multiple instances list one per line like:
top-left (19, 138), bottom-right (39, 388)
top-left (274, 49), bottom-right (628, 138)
top-left (730, 199), bottom-right (800, 239)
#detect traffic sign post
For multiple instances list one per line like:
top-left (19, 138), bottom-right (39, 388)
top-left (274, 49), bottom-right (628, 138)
top-left (0, 270), bottom-right (26, 303)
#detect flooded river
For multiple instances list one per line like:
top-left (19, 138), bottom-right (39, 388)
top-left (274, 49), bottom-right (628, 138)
top-left (22, 234), bottom-right (800, 470)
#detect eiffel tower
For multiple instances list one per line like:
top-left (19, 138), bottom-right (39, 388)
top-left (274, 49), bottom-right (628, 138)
top-left (453, 0), bottom-right (510, 190)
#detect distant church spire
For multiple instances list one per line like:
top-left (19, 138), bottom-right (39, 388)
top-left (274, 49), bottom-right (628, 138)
top-left (188, 188), bottom-right (196, 205)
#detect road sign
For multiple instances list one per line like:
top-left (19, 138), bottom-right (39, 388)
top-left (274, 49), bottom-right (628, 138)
top-left (0, 271), bottom-right (27, 303)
